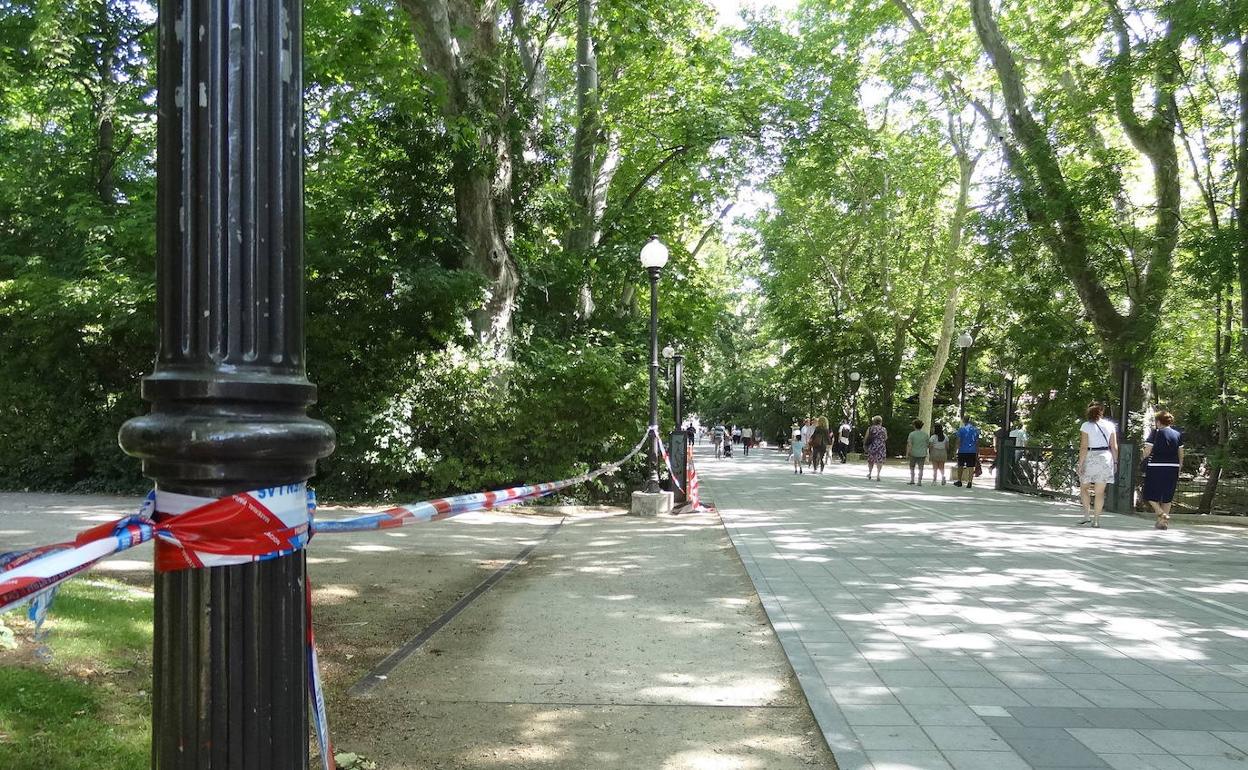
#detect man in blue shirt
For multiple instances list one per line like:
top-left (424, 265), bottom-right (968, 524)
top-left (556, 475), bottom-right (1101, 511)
top-left (955, 415), bottom-right (981, 488)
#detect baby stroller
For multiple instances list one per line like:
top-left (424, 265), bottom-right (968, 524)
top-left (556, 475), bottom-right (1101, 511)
top-left (722, 438), bottom-right (734, 458)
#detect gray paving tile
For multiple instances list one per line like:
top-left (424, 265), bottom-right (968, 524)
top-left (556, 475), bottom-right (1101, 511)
top-left (1073, 708), bottom-right (1163, 729)
top-left (1100, 755), bottom-right (1196, 770)
top-left (1210, 711), bottom-right (1248, 731)
top-left (1066, 728), bottom-right (1165, 754)
top-left (891, 686), bottom-right (964, 706)
top-left (993, 725), bottom-right (1112, 768)
top-left (1008, 707), bottom-right (1093, 728)
top-left (879, 669), bottom-right (945, 688)
top-left (1144, 691), bottom-right (1228, 710)
top-left (1080, 689), bottom-right (1163, 709)
top-left (1057, 673), bottom-right (1128, 691)
top-left (924, 724), bottom-right (1010, 751)
top-left (853, 724), bottom-right (937, 750)
top-left (1139, 729), bottom-right (1241, 755)
top-left (943, 751), bottom-right (1032, 770)
top-left (1173, 756), bottom-right (1248, 769)
top-left (938, 669), bottom-right (1006, 688)
top-left (866, 750), bottom-right (953, 769)
top-left (827, 685), bottom-right (899, 704)
top-left (906, 703), bottom-right (985, 726)
top-left (1147, 709), bottom-right (1238, 731)
top-left (1209, 693), bottom-right (1248, 710)
top-left (1023, 689), bottom-right (1097, 708)
top-left (1090, 660), bottom-right (1159, 676)
top-left (1113, 674), bottom-right (1190, 692)
top-left (998, 671), bottom-right (1067, 689)
top-left (953, 687), bottom-right (1030, 707)
top-left (840, 704), bottom-right (916, 726)
top-left (1212, 731), bottom-right (1248, 753)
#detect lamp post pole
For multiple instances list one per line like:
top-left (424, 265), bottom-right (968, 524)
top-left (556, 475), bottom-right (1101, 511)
top-left (849, 372), bottom-right (861, 453)
top-left (118, 1), bottom-right (335, 766)
top-left (673, 354), bottom-right (684, 427)
top-left (646, 267), bottom-right (662, 493)
top-left (640, 238), bottom-right (669, 494)
top-left (663, 346), bottom-right (687, 504)
top-left (957, 331), bottom-right (974, 419)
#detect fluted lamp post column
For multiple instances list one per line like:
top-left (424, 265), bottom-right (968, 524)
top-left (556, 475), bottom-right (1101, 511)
top-left (958, 331), bottom-right (974, 419)
top-left (641, 237), bottom-right (668, 494)
top-left (849, 371), bottom-right (861, 453)
top-left (118, 1), bottom-right (335, 766)
top-left (662, 344), bottom-right (687, 504)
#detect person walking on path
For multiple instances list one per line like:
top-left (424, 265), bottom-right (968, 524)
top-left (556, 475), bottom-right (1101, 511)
top-left (685, 423), bottom-right (696, 446)
top-left (742, 426), bottom-right (753, 456)
top-left (836, 417), bottom-right (851, 463)
top-left (1077, 402), bottom-right (1118, 528)
top-left (954, 415), bottom-right (981, 488)
top-left (732, 425), bottom-right (742, 445)
top-left (864, 416), bottom-right (887, 481)
top-left (800, 418), bottom-right (814, 468)
top-left (927, 423), bottom-right (949, 485)
top-left (712, 424), bottom-right (725, 458)
top-left (907, 420), bottom-right (929, 486)
top-left (789, 423), bottom-right (805, 474)
top-left (1141, 410), bottom-right (1183, 530)
top-left (809, 417), bottom-right (831, 473)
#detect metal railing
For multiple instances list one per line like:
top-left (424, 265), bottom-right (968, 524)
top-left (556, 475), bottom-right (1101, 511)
top-left (1152, 452), bottom-right (1248, 516)
top-left (999, 440), bottom-right (1137, 513)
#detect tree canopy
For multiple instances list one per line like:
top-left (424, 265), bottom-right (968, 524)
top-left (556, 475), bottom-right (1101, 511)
top-left (0, 0), bottom-right (1243, 500)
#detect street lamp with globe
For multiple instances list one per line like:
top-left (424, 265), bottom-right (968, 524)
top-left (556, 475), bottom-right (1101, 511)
top-left (640, 237), bottom-right (669, 493)
top-left (957, 331), bottom-right (974, 419)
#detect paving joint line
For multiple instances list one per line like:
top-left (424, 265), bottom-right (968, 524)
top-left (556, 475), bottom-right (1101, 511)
top-left (348, 518), bottom-right (566, 697)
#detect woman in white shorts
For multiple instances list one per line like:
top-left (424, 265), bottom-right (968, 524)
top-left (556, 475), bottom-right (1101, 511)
top-left (1078, 402), bottom-right (1118, 528)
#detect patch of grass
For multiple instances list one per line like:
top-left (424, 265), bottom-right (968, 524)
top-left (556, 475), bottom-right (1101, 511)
top-left (0, 579), bottom-right (152, 770)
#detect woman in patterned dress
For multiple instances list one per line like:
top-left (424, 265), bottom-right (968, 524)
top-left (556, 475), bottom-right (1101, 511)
top-left (865, 415), bottom-right (888, 481)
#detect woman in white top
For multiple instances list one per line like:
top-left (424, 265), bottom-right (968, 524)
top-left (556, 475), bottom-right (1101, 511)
top-left (1077, 402), bottom-right (1118, 528)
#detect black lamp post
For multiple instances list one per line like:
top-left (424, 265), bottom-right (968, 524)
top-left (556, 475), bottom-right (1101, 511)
top-left (641, 237), bottom-right (669, 493)
top-left (957, 331), bottom-right (974, 419)
top-left (849, 371), bottom-right (861, 452)
top-left (118, 1), bottom-right (335, 766)
top-left (663, 344), bottom-right (687, 503)
top-left (662, 345), bottom-right (685, 427)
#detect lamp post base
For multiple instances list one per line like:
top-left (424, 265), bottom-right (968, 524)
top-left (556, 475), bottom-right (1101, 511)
top-left (630, 491), bottom-right (674, 517)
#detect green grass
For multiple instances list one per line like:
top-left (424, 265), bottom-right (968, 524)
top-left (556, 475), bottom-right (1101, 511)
top-left (0, 579), bottom-right (152, 770)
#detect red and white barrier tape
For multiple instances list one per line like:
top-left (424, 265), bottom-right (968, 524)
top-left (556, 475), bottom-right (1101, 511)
top-left (0, 432), bottom-right (650, 770)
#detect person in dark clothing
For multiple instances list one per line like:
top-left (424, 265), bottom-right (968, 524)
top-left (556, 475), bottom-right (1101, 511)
top-left (685, 424), bottom-right (696, 445)
top-left (1142, 410), bottom-right (1183, 530)
top-left (809, 417), bottom-right (831, 473)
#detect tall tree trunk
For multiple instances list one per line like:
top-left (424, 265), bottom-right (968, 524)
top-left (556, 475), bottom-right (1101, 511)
top-left (566, 0), bottom-right (602, 318)
top-left (93, 0), bottom-right (118, 204)
top-left (1199, 294), bottom-right (1232, 513)
top-left (566, 0), bottom-right (600, 257)
top-left (1237, 34), bottom-right (1248, 358)
top-left (967, 0), bottom-right (1181, 378)
top-left (400, 0), bottom-right (519, 353)
top-left (918, 149), bottom-right (974, 430)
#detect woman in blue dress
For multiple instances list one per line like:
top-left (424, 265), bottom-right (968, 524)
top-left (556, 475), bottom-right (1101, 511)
top-left (1141, 410), bottom-right (1183, 530)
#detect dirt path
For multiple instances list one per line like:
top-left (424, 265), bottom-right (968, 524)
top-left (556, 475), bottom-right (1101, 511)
top-left (314, 508), bottom-right (837, 769)
top-left (0, 493), bottom-right (836, 769)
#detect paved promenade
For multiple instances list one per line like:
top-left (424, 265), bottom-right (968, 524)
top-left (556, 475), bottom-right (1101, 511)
top-left (700, 449), bottom-right (1248, 770)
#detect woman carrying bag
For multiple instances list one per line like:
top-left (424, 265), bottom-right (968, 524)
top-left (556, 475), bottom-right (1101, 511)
top-left (1077, 402), bottom-right (1118, 528)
